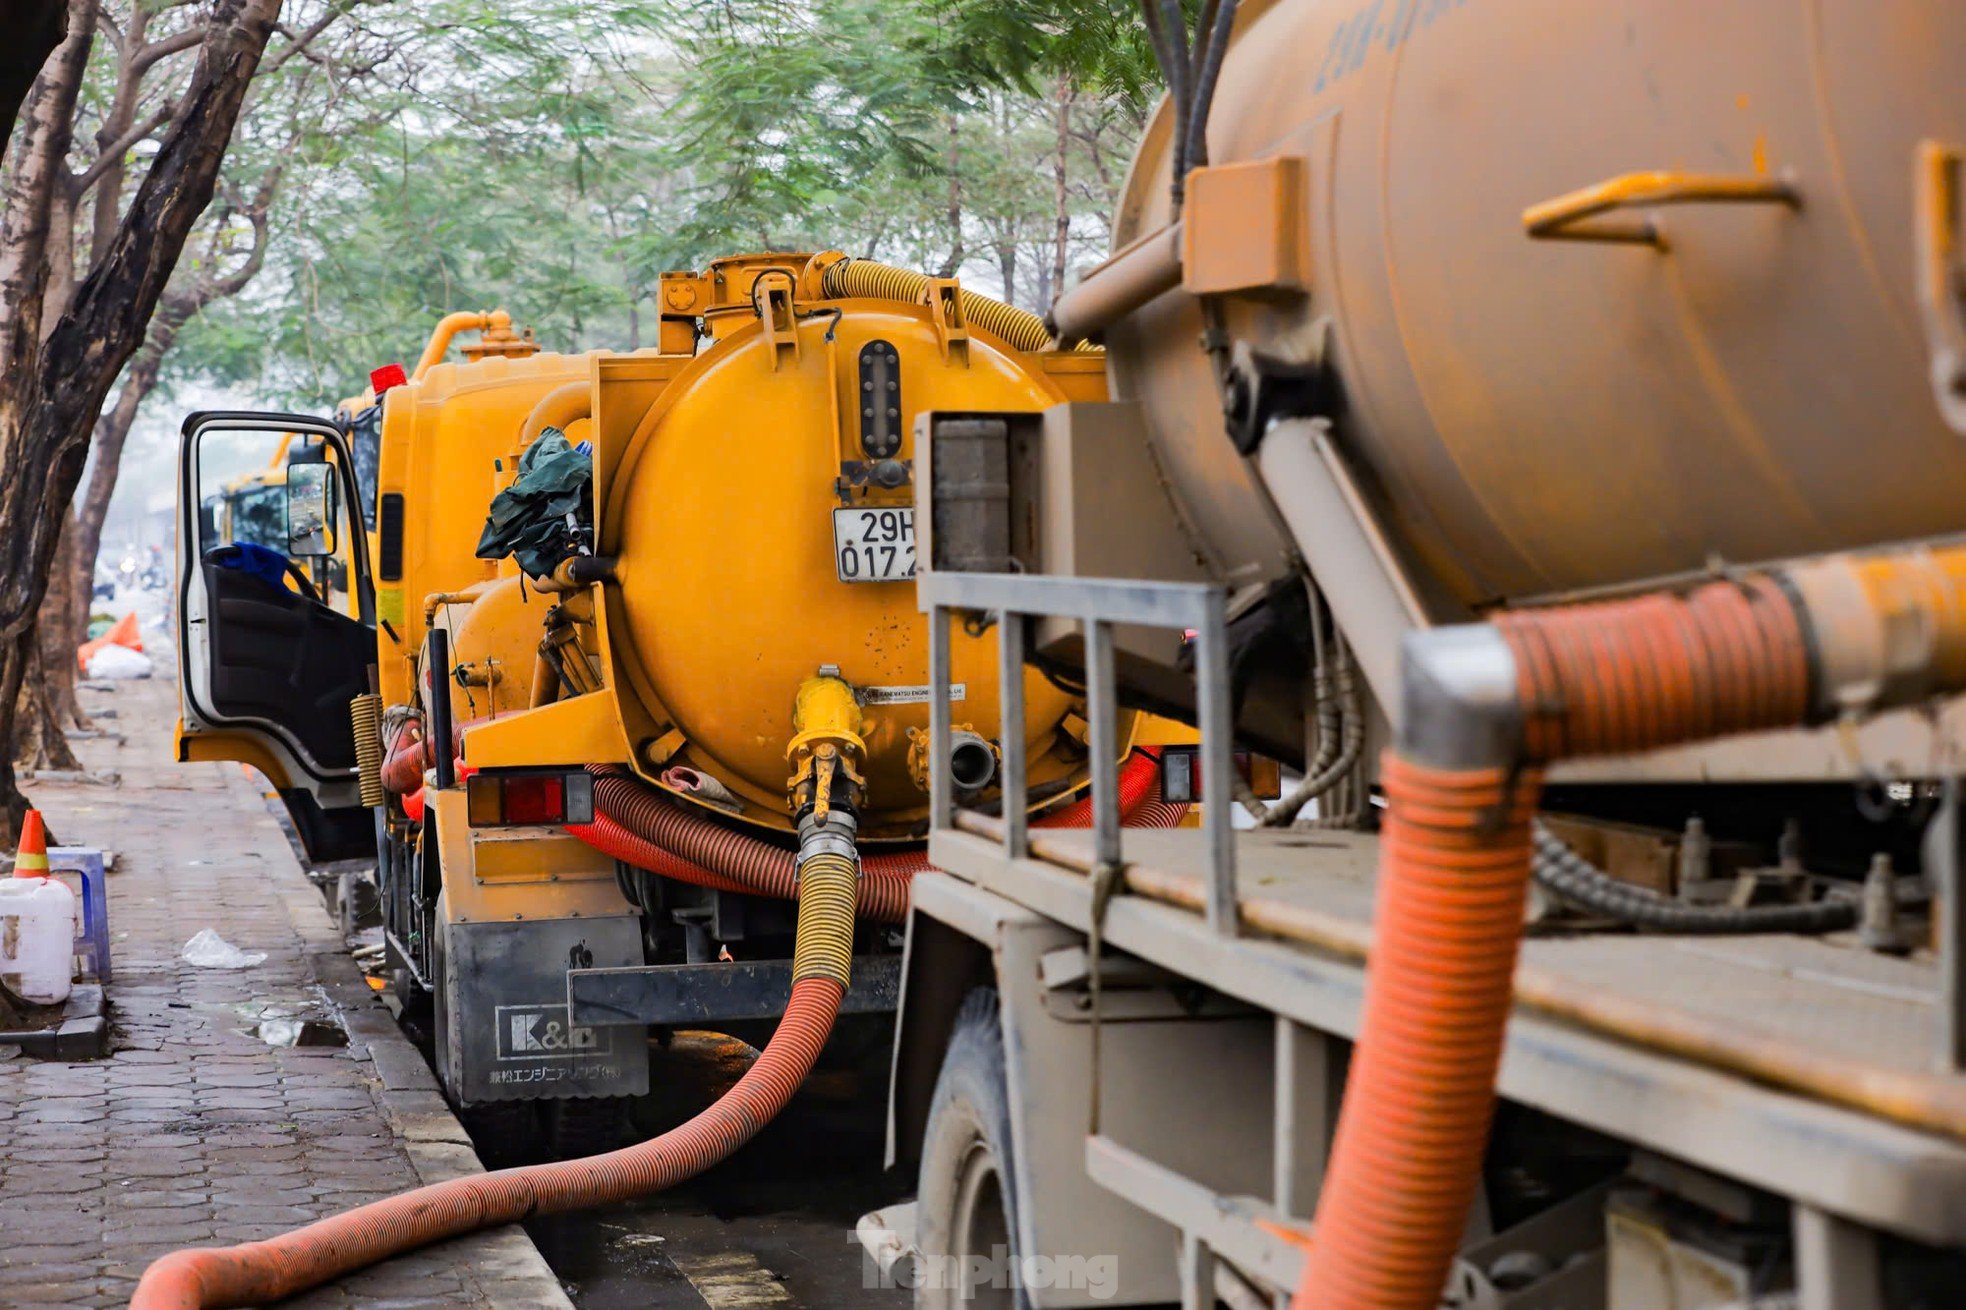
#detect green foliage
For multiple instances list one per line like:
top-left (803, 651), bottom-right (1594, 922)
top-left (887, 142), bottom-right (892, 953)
top-left (166, 0), bottom-right (1158, 411)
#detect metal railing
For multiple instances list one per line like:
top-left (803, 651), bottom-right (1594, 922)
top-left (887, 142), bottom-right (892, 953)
top-left (918, 572), bottom-right (1239, 934)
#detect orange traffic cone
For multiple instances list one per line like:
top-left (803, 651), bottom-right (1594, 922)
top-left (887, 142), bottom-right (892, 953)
top-left (14, 809), bottom-right (48, 877)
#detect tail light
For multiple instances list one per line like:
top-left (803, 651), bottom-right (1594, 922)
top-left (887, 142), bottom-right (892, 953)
top-left (466, 770), bottom-right (594, 828)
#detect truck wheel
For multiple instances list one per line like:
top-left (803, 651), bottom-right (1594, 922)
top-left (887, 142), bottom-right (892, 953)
top-left (916, 987), bottom-right (1023, 1310)
top-left (544, 1096), bottom-right (625, 1158)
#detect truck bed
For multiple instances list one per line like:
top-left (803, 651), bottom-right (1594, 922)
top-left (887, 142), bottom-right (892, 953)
top-left (925, 820), bottom-right (1966, 1247)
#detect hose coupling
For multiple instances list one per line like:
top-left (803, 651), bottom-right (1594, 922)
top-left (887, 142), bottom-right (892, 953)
top-left (787, 673), bottom-right (869, 822)
top-left (906, 723), bottom-right (999, 795)
top-left (795, 809), bottom-right (860, 866)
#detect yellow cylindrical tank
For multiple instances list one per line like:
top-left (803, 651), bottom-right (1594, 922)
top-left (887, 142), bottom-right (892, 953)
top-left (436, 576), bottom-right (554, 721)
top-left (599, 262), bottom-right (1094, 837)
top-left (1107, 0), bottom-right (1966, 608)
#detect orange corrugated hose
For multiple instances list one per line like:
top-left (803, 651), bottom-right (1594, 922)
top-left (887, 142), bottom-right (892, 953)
top-left (132, 977), bottom-right (843, 1309)
top-left (1294, 578), bottom-right (1812, 1310)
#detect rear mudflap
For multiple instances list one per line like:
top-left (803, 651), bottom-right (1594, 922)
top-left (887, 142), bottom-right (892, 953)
top-left (442, 914), bottom-right (649, 1104)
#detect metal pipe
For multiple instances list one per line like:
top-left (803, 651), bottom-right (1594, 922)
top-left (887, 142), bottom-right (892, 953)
top-left (411, 310), bottom-right (508, 380)
top-left (518, 380), bottom-right (590, 447)
top-left (426, 628), bottom-right (455, 791)
top-left (1255, 418), bottom-right (1433, 718)
top-left (1086, 619), bottom-right (1122, 870)
top-left (999, 610), bottom-right (1029, 858)
top-left (1048, 223), bottom-right (1183, 343)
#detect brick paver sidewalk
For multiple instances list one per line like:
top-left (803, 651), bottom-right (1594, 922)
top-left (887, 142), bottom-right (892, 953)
top-left (0, 663), bottom-right (570, 1309)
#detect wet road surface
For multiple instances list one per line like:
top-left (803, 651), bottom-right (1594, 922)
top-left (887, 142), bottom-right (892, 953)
top-left (520, 1028), bottom-right (914, 1308)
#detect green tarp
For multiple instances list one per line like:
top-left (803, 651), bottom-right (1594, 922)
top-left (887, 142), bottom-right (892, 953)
top-left (474, 428), bottom-right (592, 578)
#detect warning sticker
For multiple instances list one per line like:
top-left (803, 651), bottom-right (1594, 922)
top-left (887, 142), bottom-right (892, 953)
top-left (859, 683), bottom-right (966, 706)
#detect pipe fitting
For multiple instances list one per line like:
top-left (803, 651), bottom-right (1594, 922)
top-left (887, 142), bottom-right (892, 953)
top-left (948, 729), bottom-right (1000, 793)
top-left (1396, 625), bottom-right (1523, 770)
top-left (795, 808), bottom-right (860, 864)
top-left (1782, 546), bottom-right (1966, 717)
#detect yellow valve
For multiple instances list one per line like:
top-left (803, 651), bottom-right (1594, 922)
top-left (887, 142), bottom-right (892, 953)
top-left (786, 674), bottom-right (868, 814)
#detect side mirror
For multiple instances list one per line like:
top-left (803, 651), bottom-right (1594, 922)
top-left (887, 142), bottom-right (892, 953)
top-left (286, 463), bottom-right (338, 557)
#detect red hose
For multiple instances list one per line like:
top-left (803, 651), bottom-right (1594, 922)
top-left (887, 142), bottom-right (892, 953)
top-left (570, 751), bottom-right (1184, 918)
top-left (1031, 748), bottom-right (1164, 826)
top-left (132, 977), bottom-right (843, 1309)
top-left (571, 809), bottom-right (918, 922)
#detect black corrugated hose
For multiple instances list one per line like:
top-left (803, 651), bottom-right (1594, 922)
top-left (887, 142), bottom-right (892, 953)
top-left (1532, 823), bottom-right (1859, 935)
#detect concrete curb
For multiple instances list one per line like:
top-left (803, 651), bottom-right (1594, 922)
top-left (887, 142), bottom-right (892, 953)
top-left (243, 768), bottom-right (575, 1308)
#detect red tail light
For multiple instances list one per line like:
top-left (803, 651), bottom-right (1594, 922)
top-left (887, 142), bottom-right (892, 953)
top-left (465, 770), bottom-right (594, 827)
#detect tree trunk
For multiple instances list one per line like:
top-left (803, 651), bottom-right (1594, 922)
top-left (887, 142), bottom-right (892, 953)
top-left (0, 0), bottom-right (283, 846)
top-left (70, 331), bottom-right (168, 650)
top-left (0, 0), bottom-right (93, 377)
top-left (936, 115), bottom-right (964, 278)
top-left (1050, 75), bottom-right (1074, 312)
top-left (995, 242), bottom-right (1017, 312)
top-left (14, 640), bottom-right (80, 774)
top-left (41, 514), bottom-right (87, 732)
top-left (0, 2), bottom-right (67, 158)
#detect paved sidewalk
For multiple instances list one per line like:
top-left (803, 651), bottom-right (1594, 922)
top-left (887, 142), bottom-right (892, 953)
top-left (0, 667), bottom-right (571, 1309)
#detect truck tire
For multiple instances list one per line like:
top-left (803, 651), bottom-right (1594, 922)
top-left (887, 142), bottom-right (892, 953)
top-left (916, 987), bottom-right (1024, 1310)
top-left (543, 1095), bottom-right (625, 1159)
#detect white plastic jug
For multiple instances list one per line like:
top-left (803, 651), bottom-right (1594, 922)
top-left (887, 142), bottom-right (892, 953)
top-left (0, 874), bottom-right (76, 1006)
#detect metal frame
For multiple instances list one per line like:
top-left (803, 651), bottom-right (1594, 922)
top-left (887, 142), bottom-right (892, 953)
top-left (568, 955), bottom-right (903, 1026)
top-left (919, 572), bottom-right (1238, 932)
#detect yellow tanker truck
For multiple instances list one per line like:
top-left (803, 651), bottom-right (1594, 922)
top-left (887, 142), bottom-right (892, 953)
top-left (172, 255), bottom-right (1185, 1157)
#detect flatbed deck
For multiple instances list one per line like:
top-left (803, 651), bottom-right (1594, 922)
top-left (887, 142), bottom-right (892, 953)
top-left (926, 821), bottom-right (1966, 1248)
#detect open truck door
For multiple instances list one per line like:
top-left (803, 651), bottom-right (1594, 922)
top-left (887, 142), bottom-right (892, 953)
top-left (175, 411), bottom-right (376, 863)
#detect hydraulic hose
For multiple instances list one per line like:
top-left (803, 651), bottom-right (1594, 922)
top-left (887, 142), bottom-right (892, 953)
top-left (1531, 822), bottom-right (1859, 935)
top-left (820, 256), bottom-right (1096, 353)
top-left (1296, 576), bottom-right (1816, 1310)
top-left (132, 851), bottom-right (862, 1310)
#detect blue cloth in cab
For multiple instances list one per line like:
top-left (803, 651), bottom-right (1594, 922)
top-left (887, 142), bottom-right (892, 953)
top-left (206, 541), bottom-right (291, 592)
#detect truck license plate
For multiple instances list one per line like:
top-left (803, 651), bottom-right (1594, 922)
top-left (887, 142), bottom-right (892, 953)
top-left (833, 507), bottom-right (916, 583)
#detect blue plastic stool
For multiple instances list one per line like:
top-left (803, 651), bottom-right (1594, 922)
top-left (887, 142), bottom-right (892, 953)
top-left (48, 847), bottom-right (109, 983)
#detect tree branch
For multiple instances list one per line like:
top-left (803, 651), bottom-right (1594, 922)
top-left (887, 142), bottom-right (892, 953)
top-left (71, 99), bottom-right (177, 194)
top-left (130, 24), bottom-right (208, 76)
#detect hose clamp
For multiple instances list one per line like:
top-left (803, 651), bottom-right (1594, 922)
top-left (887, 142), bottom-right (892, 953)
top-left (795, 812), bottom-right (861, 870)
